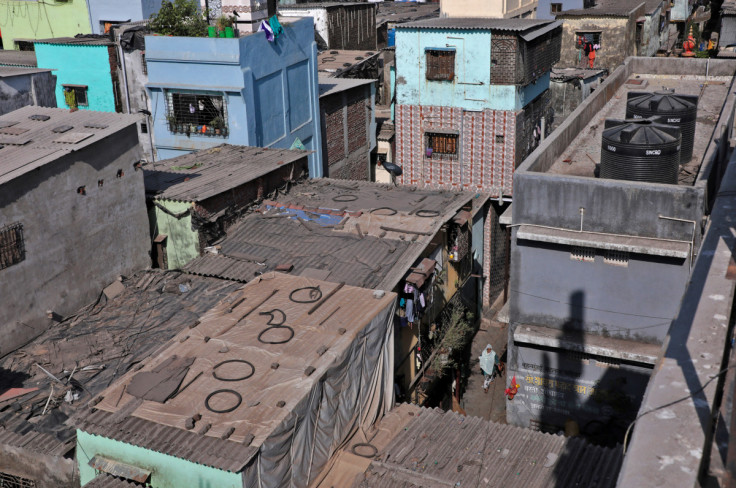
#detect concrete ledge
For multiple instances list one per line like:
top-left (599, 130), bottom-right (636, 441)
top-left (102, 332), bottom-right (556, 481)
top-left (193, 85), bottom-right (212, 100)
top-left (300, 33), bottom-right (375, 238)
top-left (516, 224), bottom-right (691, 258)
top-left (514, 323), bottom-right (662, 365)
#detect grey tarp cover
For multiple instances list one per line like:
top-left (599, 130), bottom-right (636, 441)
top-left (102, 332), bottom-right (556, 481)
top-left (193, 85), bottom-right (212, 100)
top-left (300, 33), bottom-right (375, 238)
top-left (242, 301), bottom-right (395, 487)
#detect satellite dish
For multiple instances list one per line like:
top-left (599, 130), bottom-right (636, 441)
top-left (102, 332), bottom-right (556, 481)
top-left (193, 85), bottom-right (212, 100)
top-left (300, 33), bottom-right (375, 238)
top-left (382, 162), bottom-right (403, 177)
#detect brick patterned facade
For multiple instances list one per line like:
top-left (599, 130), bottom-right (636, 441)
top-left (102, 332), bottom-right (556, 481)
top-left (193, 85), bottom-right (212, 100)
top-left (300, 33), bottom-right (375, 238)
top-left (320, 85), bottom-right (372, 180)
top-left (395, 104), bottom-right (517, 196)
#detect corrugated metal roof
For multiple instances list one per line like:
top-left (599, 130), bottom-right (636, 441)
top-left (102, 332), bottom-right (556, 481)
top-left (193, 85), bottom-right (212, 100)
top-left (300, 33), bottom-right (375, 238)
top-left (558, 0), bottom-right (645, 16)
top-left (0, 66), bottom-right (53, 78)
top-left (84, 474), bottom-right (145, 488)
top-left (0, 270), bottom-right (242, 461)
top-left (33, 36), bottom-right (113, 46)
top-left (184, 178), bottom-right (474, 291)
top-left (318, 50), bottom-right (380, 74)
top-left (143, 144), bottom-right (309, 202)
top-left (0, 50), bottom-right (37, 67)
top-left (280, 2), bottom-right (376, 9)
top-left (350, 407), bottom-right (623, 488)
top-left (82, 273), bottom-right (396, 473)
top-left (397, 17), bottom-right (555, 32)
top-left (0, 106), bottom-right (139, 186)
top-left (376, 2), bottom-right (440, 26)
top-left (319, 77), bottom-right (376, 98)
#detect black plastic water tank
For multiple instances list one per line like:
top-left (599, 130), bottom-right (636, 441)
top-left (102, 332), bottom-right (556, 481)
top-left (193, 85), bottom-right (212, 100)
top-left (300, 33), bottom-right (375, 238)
top-left (600, 119), bottom-right (681, 185)
top-left (625, 90), bottom-right (698, 165)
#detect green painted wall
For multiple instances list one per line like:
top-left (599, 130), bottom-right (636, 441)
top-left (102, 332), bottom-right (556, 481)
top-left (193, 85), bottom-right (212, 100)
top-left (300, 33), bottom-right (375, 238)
top-left (77, 430), bottom-right (242, 488)
top-left (152, 199), bottom-right (200, 269)
top-left (0, 0), bottom-right (91, 49)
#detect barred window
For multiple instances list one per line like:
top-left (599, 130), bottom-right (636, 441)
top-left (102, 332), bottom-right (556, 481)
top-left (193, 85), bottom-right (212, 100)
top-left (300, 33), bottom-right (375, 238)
top-left (0, 470), bottom-right (36, 487)
top-left (570, 246), bottom-right (595, 262)
top-left (165, 91), bottom-right (228, 137)
top-left (0, 223), bottom-right (25, 270)
top-left (425, 49), bottom-right (455, 81)
top-left (576, 32), bottom-right (601, 49)
top-left (550, 3), bottom-right (562, 13)
top-left (604, 250), bottom-right (629, 267)
top-left (426, 132), bottom-right (458, 156)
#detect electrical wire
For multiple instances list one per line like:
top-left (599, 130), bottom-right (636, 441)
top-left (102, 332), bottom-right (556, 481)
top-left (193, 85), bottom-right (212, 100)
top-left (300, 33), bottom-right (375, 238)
top-left (622, 364), bottom-right (736, 455)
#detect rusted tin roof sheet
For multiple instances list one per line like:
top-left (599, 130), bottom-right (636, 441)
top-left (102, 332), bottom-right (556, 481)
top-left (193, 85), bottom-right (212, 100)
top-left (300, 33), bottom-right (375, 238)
top-left (328, 406), bottom-right (623, 488)
top-left (184, 178), bottom-right (475, 291)
top-left (143, 144), bottom-right (310, 202)
top-left (398, 17), bottom-right (555, 32)
top-left (0, 106), bottom-right (138, 186)
top-left (82, 273), bottom-right (396, 472)
top-left (84, 473), bottom-right (146, 488)
top-left (0, 270), bottom-right (242, 460)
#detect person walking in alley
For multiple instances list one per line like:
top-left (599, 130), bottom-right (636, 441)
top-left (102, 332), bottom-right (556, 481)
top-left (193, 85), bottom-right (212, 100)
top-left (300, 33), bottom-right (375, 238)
top-left (479, 344), bottom-right (498, 393)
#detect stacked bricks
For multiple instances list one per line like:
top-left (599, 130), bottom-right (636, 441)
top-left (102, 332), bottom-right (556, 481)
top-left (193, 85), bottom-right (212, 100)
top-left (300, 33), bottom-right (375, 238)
top-left (321, 85), bottom-right (371, 180)
top-left (395, 104), bottom-right (516, 196)
top-left (323, 96), bottom-right (346, 169)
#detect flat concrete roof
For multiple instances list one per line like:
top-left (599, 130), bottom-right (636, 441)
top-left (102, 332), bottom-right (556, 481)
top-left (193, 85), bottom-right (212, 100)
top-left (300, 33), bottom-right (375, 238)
top-left (516, 224), bottom-right (692, 258)
top-left (514, 323), bottom-right (662, 364)
top-left (545, 74), bottom-right (732, 186)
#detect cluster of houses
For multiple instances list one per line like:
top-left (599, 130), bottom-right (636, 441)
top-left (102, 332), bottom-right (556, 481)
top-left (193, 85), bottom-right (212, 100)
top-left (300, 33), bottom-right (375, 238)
top-left (1, 0), bottom-right (736, 487)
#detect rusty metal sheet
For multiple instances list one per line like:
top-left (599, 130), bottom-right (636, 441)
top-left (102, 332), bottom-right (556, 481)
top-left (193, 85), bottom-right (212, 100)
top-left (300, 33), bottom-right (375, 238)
top-left (89, 455), bottom-right (151, 483)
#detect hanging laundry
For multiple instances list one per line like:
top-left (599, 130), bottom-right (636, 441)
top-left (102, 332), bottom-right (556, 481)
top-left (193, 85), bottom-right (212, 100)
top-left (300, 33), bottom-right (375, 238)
top-left (404, 283), bottom-right (415, 294)
top-left (258, 20), bottom-right (274, 42)
top-left (189, 103), bottom-right (196, 114)
top-left (406, 299), bottom-right (415, 323)
top-left (419, 292), bottom-right (425, 308)
top-left (269, 15), bottom-right (283, 39)
top-left (399, 298), bottom-right (406, 308)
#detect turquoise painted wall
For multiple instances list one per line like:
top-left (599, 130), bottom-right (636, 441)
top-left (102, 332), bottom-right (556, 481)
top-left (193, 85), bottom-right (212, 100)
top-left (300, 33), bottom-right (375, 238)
top-left (77, 429), bottom-right (241, 488)
top-left (151, 199), bottom-right (200, 269)
top-left (395, 27), bottom-right (550, 112)
top-left (0, 0), bottom-right (91, 49)
top-left (34, 42), bottom-right (117, 112)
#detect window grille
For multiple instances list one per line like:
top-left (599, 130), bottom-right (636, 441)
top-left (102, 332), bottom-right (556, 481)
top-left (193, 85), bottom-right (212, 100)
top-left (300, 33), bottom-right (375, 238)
top-left (0, 471), bottom-right (36, 488)
top-left (62, 85), bottom-right (88, 108)
top-left (0, 223), bottom-right (25, 270)
top-left (425, 49), bottom-right (455, 81)
top-left (550, 3), bottom-right (562, 13)
top-left (165, 91), bottom-right (228, 137)
top-left (604, 250), bottom-right (629, 267)
top-left (495, 134), bottom-right (505, 144)
top-left (576, 32), bottom-right (601, 49)
top-left (426, 132), bottom-right (458, 156)
top-left (570, 246), bottom-right (595, 262)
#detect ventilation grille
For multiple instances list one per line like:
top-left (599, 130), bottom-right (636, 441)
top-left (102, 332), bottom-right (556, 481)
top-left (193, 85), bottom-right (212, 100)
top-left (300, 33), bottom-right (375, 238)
top-left (570, 246), bottom-right (595, 262)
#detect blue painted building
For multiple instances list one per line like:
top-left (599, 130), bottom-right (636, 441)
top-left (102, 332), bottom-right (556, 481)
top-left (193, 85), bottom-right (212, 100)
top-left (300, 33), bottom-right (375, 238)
top-left (88, 0), bottom-right (164, 34)
top-left (34, 37), bottom-right (120, 113)
top-left (393, 18), bottom-right (561, 196)
top-left (145, 16), bottom-right (323, 177)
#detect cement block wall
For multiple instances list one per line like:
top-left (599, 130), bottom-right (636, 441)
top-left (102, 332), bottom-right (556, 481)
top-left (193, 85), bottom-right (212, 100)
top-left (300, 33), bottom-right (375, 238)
top-left (0, 71), bottom-right (57, 115)
top-left (0, 444), bottom-right (77, 488)
top-left (320, 84), bottom-right (374, 180)
top-left (507, 341), bottom-right (653, 435)
top-left (0, 125), bottom-right (151, 357)
top-left (556, 13), bottom-right (643, 72)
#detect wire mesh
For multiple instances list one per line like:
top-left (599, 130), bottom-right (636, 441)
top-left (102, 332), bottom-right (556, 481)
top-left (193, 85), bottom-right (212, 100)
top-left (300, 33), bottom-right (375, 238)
top-left (0, 472), bottom-right (36, 488)
top-left (0, 222), bottom-right (24, 270)
top-left (165, 91), bottom-right (229, 137)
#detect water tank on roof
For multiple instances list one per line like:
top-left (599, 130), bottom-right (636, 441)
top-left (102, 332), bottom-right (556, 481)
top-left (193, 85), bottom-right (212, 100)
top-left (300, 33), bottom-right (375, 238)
top-left (600, 119), bottom-right (681, 185)
top-left (625, 90), bottom-right (698, 165)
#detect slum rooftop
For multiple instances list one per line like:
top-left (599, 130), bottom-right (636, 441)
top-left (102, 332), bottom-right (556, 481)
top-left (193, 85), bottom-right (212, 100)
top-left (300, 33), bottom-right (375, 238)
top-left (280, 2), bottom-right (376, 8)
top-left (0, 49), bottom-right (36, 67)
top-left (0, 270), bottom-right (242, 465)
top-left (318, 50), bottom-right (380, 76)
top-left (398, 17), bottom-right (559, 34)
top-left (314, 404), bottom-right (623, 488)
top-left (0, 106), bottom-right (139, 186)
top-left (183, 178), bottom-right (477, 290)
top-left (0, 66), bottom-right (53, 78)
top-left (537, 61), bottom-right (734, 186)
top-left (82, 273), bottom-right (395, 472)
top-left (32, 35), bottom-right (114, 46)
top-left (319, 77), bottom-right (376, 98)
top-left (143, 144), bottom-right (309, 202)
top-left (375, 1), bottom-right (440, 27)
top-left (559, 0), bottom-right (663, 16)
